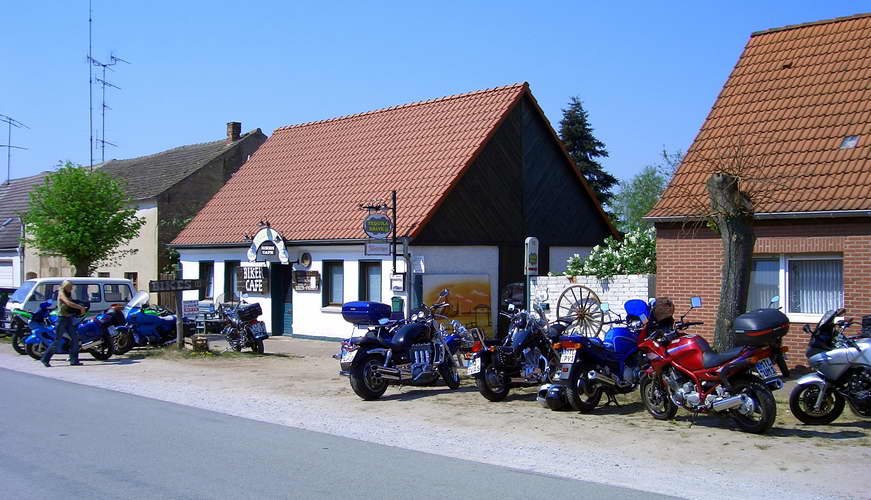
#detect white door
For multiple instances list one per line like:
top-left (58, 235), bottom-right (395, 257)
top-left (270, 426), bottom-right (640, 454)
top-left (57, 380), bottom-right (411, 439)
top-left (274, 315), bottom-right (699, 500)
top-left (0, 261), bottom-right (13, 287)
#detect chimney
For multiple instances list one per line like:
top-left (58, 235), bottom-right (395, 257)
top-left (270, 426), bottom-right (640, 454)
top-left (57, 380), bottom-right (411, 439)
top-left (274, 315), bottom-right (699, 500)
top-left (226, 122), bottom-right (241, 142)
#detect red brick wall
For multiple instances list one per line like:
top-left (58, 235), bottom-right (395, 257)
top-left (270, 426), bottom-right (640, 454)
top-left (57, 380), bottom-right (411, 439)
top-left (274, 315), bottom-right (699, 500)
top-left (655, 218), bottom-right (871, 369)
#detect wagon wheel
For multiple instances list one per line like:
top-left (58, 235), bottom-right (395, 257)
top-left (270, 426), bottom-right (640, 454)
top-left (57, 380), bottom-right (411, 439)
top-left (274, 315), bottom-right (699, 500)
top-left (555, 285), bottom-right (604, 338)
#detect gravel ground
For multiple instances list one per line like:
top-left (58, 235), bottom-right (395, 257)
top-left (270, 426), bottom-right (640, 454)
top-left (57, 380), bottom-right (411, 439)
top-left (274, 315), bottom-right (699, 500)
top-left (2, 337), bottom-right (869, 500)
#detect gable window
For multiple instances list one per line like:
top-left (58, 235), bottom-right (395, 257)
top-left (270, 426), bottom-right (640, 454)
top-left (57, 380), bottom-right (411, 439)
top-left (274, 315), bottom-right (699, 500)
top-left (359, 261), bottom-right (382, 303)
top-left (322, 260), bottom-right (344, 307)
top-left (748, 255), bottom-right (843, 318)
top-left (199, 261), bottom-right (214, 300)
top-left (839, 135), bottom-right (859, 149)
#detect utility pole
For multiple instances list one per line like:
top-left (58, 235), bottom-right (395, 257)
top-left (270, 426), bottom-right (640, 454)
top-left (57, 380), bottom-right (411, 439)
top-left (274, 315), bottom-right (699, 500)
top-left (0, 114), bottom-right (29, 184)
top-left (90, 53), bottom-right (128, 163)
top-left (88, 0), bottom-right (93, 168)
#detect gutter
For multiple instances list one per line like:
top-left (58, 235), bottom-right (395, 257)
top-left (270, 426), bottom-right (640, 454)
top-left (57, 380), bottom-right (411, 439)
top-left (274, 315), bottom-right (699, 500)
top-left (644, 210), bottom-right (871, 223)
top-left (170, 238), bottom-right (368, 249)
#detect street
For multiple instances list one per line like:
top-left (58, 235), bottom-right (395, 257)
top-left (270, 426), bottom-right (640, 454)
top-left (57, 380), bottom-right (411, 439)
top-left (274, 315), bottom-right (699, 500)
top-left (0, 368), bottom-right (673, 499)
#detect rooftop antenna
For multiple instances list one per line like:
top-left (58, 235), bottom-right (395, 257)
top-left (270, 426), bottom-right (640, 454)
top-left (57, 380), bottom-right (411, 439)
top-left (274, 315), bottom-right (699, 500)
top-left (91, 52), bottom-right (128, 163)
top-left (0, 114), bottom-right (29, 185)
top-left (88, 0), bottom-right (93, 168)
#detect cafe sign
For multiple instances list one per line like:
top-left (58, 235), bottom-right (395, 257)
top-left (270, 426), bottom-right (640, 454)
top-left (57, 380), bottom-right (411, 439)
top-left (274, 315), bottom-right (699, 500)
top-left (247, 227), bottom-right (290, 264)
top-left (363, 213), bottom-right (392, 239)
top-left (236, 265), bottom-right (270, 295)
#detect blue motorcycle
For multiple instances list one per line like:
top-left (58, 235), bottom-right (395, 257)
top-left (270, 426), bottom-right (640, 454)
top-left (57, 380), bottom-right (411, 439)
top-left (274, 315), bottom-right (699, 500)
top-left (113, 291), bottom-right (196, 354)
top-left (24, 300), bottom-right (124, 361)
top-left (543, 299), bottom-right (651, 412)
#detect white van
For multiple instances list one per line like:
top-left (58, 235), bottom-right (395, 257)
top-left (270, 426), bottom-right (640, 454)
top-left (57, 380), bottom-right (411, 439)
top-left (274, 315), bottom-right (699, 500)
top-left (4, 277), bottom-right (137, 320)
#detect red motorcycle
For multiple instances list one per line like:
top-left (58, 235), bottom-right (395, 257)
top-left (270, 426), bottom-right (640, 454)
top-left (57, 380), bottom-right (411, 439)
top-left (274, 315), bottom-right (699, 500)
top-left (638, 296), bottom-right (790, 434)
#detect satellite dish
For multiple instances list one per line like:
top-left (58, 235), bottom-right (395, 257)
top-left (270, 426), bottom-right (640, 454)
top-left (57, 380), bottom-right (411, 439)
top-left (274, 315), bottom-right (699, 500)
top-left (300, 252), bottom-right (312, 268)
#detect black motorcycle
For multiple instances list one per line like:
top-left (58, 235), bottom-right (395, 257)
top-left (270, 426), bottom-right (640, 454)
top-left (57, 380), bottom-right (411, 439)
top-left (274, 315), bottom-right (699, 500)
top-left (337, 289), bottom-right (463, 400)
top-left (467, 301), bottom-right (561, 402)
top-left (219, 296), bottom-right (268, 354)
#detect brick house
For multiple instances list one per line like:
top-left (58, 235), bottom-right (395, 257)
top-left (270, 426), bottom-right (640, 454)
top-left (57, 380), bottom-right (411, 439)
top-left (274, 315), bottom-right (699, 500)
top-left (646, 14), bottom-right (871, 364)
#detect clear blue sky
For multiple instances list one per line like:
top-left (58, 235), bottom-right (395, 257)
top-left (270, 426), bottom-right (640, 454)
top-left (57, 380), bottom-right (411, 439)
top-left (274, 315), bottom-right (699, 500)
top-left (2, 1), bottom-right (867, 188)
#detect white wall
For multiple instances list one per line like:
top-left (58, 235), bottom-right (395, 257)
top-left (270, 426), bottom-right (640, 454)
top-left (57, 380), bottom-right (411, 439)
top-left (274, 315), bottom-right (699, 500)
top-left (530, 274), bottom-right (655, 318)
top-left (0, 249), bottom-right (22, 288)
top-left (549, 246), bottom-right (593, 274)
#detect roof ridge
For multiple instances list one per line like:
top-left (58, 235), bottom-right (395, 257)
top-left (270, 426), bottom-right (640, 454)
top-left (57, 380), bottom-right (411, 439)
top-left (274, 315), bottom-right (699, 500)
top-left (752, 12), bottom-right (871, 37)
top-left (274, 83), bottom-right (528, 132)
top-left (102, 129), bottom-right (257, 165)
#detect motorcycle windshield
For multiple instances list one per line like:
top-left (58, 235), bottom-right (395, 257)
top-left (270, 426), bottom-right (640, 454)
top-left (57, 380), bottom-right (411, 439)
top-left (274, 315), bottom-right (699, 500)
top-left (123, 291), bottom-right (150, 318)
top-left (623, 299), bottom-right (650, 319)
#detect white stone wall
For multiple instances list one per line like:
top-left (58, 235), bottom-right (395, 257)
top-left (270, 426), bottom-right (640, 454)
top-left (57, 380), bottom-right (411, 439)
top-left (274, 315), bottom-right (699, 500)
top-left (530, 274), bottom-right (655, 314)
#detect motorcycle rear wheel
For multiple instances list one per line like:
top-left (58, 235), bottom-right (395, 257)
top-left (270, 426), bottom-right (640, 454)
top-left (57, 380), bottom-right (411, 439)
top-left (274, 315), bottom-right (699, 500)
top-left (566, 368), bottom-right (602, 412)
top-left (789, 384), bottom-right (845, 425)
top-left (438, 361), bottom-right (460, 390)
top-left (729, 379), bottom-right (776, 434)
top-left (26, 342), bottom-right (45, 360)
top-left (475, 362), bottom-right (510, 402)
top-left (89, 335), bottom-right (114, 361)
top-left (113, 331), bottom-right (135, 355)
top-left (350, 353), bottom-right (388, 401)
top-left (251, 339), bottom-right (265, 354)
top-left (640, 374), bottom-right (677, 420)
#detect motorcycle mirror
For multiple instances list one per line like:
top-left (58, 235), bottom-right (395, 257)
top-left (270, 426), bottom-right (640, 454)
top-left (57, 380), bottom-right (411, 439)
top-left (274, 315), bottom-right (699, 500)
top-left (599, 302), bottom-right (610, 313)
top-left (378, 317), bottom-right (390, 326)
top-left (648, 297), bottom-right (656, 306)
top-left (507, 303), bottom-right (516, 312)
top-left (439, 289), bottom-right (449, 299)
top-left (690, 296), bottom-right (702, 309)
top-left (450, 319), bottom-right (462, 329)
top-left (535, 289), bottom-right (548, 302)
top-left (768, 296), bottom-right (780, 308)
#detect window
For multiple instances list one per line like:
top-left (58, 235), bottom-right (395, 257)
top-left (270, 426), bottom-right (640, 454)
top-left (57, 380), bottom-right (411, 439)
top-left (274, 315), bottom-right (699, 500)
top-left (224, 261), bottom-right (240, 302)
top-left (103, 284), bottom-right (133, 303)
top-left (322, 260), bottom-right (344, 307)
top-left (97, 272), bottom-right (110, 278)
top-left (839, 135), bottom-right (860, 149)
top-left (124, 272), bottom-right (138, 290)
top-left (71, 284), bottom-right (101, 304)
top-left (748, 255), bottom-right (843, 317)
top-left (199, 261), bottom-right (214, 300)
top-left (30, 283), bottom-right (59, 303)
top-left (359, 261), bottom-right (382, 302)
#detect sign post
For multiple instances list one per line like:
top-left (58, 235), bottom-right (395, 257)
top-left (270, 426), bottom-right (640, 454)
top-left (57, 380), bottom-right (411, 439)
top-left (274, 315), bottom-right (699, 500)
top-left (149, 279), bottom-right (202, 350)
top-left (524, 237), bottom-right (539, 311)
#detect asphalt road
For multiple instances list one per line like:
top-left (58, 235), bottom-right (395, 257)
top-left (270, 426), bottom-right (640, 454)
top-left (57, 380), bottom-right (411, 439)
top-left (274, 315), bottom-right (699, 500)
top-left (0, 368), bottom-right (677, 500)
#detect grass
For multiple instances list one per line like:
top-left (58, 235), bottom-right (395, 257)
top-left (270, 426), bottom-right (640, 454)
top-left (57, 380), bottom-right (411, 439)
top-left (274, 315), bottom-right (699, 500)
top-left (131, 346), bottom-right (300, 361)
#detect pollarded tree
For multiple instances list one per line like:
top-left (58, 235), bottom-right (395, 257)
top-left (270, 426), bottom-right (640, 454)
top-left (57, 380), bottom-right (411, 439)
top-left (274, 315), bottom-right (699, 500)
top-left (558, 97), bottom-right (618, 209)
top-left (23, 162), bottom-right (145, 277)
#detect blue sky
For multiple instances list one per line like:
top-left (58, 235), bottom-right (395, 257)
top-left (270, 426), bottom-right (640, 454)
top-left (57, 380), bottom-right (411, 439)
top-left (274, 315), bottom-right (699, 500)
top-left (2, 1), bottom-right (867, 188)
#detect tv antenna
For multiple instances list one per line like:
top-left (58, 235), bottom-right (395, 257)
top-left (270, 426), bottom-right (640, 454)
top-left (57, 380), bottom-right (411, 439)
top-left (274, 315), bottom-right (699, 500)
top-left (89, 52), bottom-right (129, 164)
top-left (0, 114), bottom-right (29, 185)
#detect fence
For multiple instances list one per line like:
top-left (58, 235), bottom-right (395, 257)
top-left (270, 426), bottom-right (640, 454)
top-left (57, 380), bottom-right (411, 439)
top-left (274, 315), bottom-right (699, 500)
top-left (529, 274), bottom-right (656, 312)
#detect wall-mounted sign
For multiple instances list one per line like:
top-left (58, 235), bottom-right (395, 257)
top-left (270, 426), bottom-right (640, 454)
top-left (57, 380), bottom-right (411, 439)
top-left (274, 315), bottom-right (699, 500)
top-left (149, 279), bottom-right (202, 293)
top-left (524, 236), bottom-right (539, 276)
top-left (236, 266), bottom-right (270, 295)
top-left (247, 227), bottom-right (290, 264)
top-left (292, 270), bottom-right (321, 291)
top-left (390, 273), bottom-right (405, 292)
top-left (363, 213), bottom-right (392, 239)
top-left (182, 300), bottom-right (199, 318)
top-left (365, 239), bottom-right (391, 255)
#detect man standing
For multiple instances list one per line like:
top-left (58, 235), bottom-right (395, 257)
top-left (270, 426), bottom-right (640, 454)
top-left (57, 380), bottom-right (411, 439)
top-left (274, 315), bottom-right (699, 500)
top-left (41, 280), bottom-right (87, 367)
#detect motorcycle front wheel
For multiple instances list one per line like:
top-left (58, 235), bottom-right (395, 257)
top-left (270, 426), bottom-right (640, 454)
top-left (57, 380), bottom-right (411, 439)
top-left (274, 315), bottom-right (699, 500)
top-left (566, 367), bottom-right (602, 412)
top-left (640, 373), bottom-right (677, 420)
top-left (113, 331), bottom-right (135, 355)
top-left (475, 361), bottom-right (510, 402)
top-left (349, 353), bottom-right (388, 400)
top-left (89, 335), bottom-right (114, 361)
top-left (438, 361), bottom-right (460, 390)
top-left (26, 341), bottom-right (46, 360)
top-left (789, 383), bottom-right (845, 425)
top-left (729, 379), bottom-right (776, 434)
top-left (11, 327), bottom-right (28, 355)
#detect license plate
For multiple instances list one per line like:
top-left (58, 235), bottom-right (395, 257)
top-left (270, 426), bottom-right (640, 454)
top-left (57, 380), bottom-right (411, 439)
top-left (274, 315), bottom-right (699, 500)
top-left (560, 350), bottom-right (576, 364)
top-left (341, 349), bottom-right (357, 363)
top-left (467, 357), bottom-right (481, 375)
top-left (755, 358), bottom-right (778, 379)
top-left (251, 322), bottom-right (268, 339)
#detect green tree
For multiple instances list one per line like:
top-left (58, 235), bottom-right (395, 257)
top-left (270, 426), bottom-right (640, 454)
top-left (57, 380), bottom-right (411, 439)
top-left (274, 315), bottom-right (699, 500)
top-left (22, 162), bottom-right (145, 276)
top-left (558, 97), bottom-right (617, 208)
top-left (612, 167), bottom-right (669, 233)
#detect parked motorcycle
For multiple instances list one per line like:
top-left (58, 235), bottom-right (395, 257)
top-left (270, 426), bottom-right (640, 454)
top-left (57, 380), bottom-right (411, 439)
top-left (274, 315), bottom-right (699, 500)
top-left (789, 309), bottom-right (871, 424)
top-left (24, 300), bottom-right (123, 361)
top-left (113, 291), bottom-right (196, 354)
top-left (638, 296), bottom-right (789, 434)
top-left (219, 296), bottom-right (267, 353)
top-left (545, 299), bottom-right (651, 411)
top-left (8, 308), bottom-right (34, 355)
top-left (467, 300), bottom-right (561, 402)
top-left (337, 289), bottom-right (463, 400)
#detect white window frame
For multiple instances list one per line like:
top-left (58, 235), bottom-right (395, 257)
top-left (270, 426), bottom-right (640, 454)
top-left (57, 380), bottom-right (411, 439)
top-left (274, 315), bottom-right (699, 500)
top-left (753, 254), bottom-right (843, 323)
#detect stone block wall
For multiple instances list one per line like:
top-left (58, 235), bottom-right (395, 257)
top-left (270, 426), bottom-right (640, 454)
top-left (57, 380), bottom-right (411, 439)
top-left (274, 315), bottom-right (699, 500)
top-left (529, 274), bottom-right (655, 314)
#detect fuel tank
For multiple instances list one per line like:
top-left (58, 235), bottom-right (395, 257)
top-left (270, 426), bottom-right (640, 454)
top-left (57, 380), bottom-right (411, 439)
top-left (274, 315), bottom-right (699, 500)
top-left (390, 322), bottom-right (431, 351)
top-left (603, 327), bottom-right (638, 357)
top-left (664, 334), bottom-right (706, 371)
top-left (811, 340), bottom-right (871, 381)
top-left (510, 328), bottom-right (534, 351)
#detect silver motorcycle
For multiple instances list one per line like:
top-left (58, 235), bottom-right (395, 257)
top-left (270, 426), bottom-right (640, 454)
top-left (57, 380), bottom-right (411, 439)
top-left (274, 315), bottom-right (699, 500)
top-left (789, 308), bottom-right (871, 424)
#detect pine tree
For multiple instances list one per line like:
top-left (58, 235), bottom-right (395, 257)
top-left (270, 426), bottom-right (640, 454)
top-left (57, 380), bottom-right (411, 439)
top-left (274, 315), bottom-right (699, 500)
top-left (558, 97), bottom-right (618, 208)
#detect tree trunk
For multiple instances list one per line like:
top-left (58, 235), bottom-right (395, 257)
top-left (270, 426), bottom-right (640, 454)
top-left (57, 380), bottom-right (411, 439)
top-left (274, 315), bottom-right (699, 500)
top-left (706, 173), bottom-right (755, 352)
top-left (72, 260), bottom-right (92, 277)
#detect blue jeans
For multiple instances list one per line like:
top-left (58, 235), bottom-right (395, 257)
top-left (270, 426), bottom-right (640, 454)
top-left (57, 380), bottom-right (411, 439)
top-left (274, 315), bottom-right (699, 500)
top-left (41, 316), bottom-right (79, 365)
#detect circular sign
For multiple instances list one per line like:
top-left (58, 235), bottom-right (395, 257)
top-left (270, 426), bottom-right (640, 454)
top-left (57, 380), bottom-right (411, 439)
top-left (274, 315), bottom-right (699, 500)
top-left (300, 252), bottom-right (312, 268)
top-left (363, 213), bottom-right (392, 239)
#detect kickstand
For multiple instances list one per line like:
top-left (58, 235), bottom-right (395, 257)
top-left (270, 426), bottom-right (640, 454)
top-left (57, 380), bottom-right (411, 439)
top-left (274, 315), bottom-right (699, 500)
top-left (601, 392), bottom-right (620, 408)
top-left (689, 411), bottom-right (699, 428)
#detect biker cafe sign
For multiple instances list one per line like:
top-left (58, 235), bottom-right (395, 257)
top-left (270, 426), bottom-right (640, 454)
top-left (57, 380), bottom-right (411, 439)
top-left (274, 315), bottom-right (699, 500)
top-left (239, 227), bottom-right (291, 294)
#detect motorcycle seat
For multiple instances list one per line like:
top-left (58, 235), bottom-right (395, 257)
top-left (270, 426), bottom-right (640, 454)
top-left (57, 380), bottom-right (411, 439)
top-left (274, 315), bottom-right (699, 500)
top-left (693, 335), bottom-right (744, 368)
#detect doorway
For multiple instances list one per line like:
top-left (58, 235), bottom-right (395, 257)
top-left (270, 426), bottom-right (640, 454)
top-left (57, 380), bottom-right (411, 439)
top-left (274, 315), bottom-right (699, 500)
top-left (270, 264), bottom-right (293, 336)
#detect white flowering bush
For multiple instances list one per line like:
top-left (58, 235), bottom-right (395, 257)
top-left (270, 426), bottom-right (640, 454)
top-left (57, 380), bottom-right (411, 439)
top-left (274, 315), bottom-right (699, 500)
top-left (564, 227), bottom-right (656, 279)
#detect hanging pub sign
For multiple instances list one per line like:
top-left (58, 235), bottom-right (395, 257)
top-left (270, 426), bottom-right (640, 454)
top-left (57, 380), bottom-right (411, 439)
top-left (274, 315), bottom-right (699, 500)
top-left (363, 213), bottom-right (392, 239)
top-left (236, 265), bottom-right (270, 295)
top-left (247, 227), bottom-right (290, 264)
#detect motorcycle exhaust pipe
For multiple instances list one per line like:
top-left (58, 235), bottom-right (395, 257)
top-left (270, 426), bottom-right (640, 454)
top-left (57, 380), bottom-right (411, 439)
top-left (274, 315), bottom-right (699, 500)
top-left (376, 367), bottom-right (401, 380)
top-left (710, 394), bottom-right (748, 412)
top-left (588, 370), bottom-right (617, 386)
top-left (80, 339), bottom-right (102, 350)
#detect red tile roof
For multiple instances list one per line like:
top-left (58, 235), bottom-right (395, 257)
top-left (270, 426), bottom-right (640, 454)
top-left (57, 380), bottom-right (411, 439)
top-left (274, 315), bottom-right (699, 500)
top-left (649, 13), bottom-right (871, 218)
top-left (174, 83), bottom-right (550, 245)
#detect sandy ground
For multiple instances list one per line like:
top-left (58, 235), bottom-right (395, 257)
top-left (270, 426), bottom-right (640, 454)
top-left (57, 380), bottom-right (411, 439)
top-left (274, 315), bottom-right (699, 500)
top-left (2, 336), bottom-right (869, 500)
